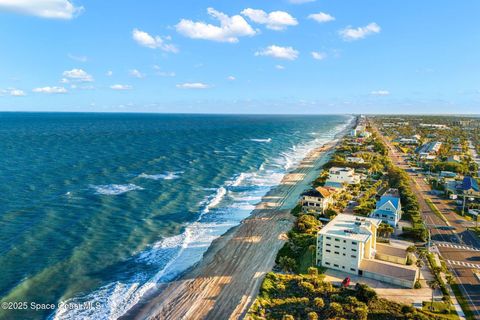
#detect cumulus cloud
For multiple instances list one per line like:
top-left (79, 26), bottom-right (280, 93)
top-left (255, 45), bottom-right (299, 60)
top-left (62, 68), bottom-right (93, 82)
top-left (308, 12), bottom-right (335, 23)
top-left (10, 89), bottom-right (26, 96)
top-left (241, 8), bottom-right (297, 31)
top-left (275, 65), bottom-right (285, 70)
top-left (129, 69), bottom-right (145, 78)
top-left (106, 70), bottom-right (113, 76)
top-left (227, 75), bottom-right (236, 81)
top-left (110, 84), bottom-right (132, 90)
top-left (311, 51), bottom-right (327, 60)
top-left (176, 8), bottom-right (256, 43)
top-left (0, 0), bottom-right (83, 19)
top-left (33, 86), bottom-right (67, 94)
top-left (176, 82), bottom-right (210, 89)
top-left (132, 28), bottom-right (178, 53)
top-left (339, 22), bottom-right (381, 41)
top-left (371, 90), bottom-right (390, 96)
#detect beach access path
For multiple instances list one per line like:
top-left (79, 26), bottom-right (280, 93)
top-left (127, 140), bottom-right (340, 320)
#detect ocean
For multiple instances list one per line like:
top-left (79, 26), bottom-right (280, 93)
top-left (0, 113), bottom-right (352, 319)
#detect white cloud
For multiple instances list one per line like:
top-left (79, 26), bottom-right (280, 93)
top-left (176, 82), bottom-right (210, 89)
top-left (129, 69), bottom-right (145, 78)
top-left (0, 0), bottom-right (83, 19)
top-left (106, 70), bottom-right (113, 77)
top-left (176, 8), bottom-right (256, 43)
top-left (67, 53), bottom-right (87, 62)
top-left (33, 86), bottom-right (67, 94)
top-left (371, 90), bottom-right (390, 96)
top-left (62, 68), bottom-right (93, 82)
top-left (308, 12), bottom-right (335, 23)
top-left (255, 45), bottom-right (299, 60)
top-left (110, 84), bottom-right (132, 90)
top-left (227, 75), bottom-right (236, 81)
top-left (132, 28), bottom-right (178, 53)
top-left (275, 65), bottom-right (285, 70)
top-left (288, 0), bottom-right (316, 4)
top-left (311, 51), bottom-right (327, 60)
top-left (339, 22), bottom-right (381, 41)
top-left (10, 89), bottom-right (26, 96)
top-left (241, 8), bottom-right (297, 31)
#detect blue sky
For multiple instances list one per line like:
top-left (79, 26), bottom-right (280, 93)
top-left (0, 0), bottom-right (479, 114)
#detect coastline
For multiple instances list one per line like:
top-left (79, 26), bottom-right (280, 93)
top-left (124, 119), bottom-right (355, 320)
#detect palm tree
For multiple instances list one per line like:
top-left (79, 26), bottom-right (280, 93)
top-left (278, 256), bottom-right (296, 273)
top-left (427, 279), bottom-right (440, 311)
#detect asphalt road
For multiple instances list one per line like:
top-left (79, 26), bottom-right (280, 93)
top-left (372, 123), bottom-right (480, 319)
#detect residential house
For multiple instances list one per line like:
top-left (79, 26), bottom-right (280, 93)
top-left (370, 188), bottom-right (402, 227)
top-left (301, 187), bottom-right (334, 214)
top-left (462, 176), bottom-right (480, 196)
top-left (346, 156), bottom-right (365, 164)
top-left (316, 214), bottom-right (418, 288)
top-left (325, 167), bottom-right (361, 188)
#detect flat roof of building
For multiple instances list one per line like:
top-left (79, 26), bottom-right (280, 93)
top-left (376, 243), bottom-right (407, 259)
top-left (318, 214), bottom-right (382, 242)
top-left (360, 259), bottom-right (417, 282)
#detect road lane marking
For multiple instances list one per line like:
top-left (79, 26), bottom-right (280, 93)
top-left (447, 260), bottom-right (480, 269)
top-left (435, 242), bottom-right (480, 252)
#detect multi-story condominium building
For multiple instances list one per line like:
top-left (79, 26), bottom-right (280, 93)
top-left (317, 214), bottom-right (418, 288)
top-left (370, 188), bottom-right (402, 227)
top-left (417, 141), bottom-right (442, 160)
top-left (301, 187), bottom-right (334, 214)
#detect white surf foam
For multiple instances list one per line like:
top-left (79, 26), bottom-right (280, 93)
top-left (138, 171), bottom-right (183, 180)
top-left (90, 184), bottom-right (144, 195)
top-left (250, 138), bottom-right (272, 143)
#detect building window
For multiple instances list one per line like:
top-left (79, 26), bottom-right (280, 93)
top-left (326, 243), bottom-right (331, 246)
top-left (350, 268), bottom-right (356, 272)
top-left (326, 249), bottom-right (331, 253)
top-left (334, 251), bottom-right (339, 255)
top-left (326, 236), bottom-right (331, 240)
top-left (325, 262), bottom-right (330, 265)
top-left (343, 240), bottom-right (346, 243)
top-left (334, 264), bottom-right (339, 267)
top-left (334, 238), bottom-right (340, 242)
top-left (334, 245), bottom-right (339, 248)
top-left (351, 255), bottom-right (357, 258)
top-left (352, 248), bottom-right (357, 252)
top-left (352, 241), bottom-right (357, 245)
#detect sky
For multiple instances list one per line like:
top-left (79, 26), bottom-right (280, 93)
top-left (0, 0), bottom-right (479, 114)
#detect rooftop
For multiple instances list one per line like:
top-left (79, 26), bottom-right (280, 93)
top-left (462, 176), bottom-right (479, 192)
top-left (360, 259), bottom-right (417, 282)
top-left (318, 214), bottom-right (382, 242)
top-left (302, 186), bottom-right (333, 199)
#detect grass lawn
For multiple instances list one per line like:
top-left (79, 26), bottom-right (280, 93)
top-left (422, 301), bottom-right (458, 319)
top-left (425, 198), bottom-right (448, 223)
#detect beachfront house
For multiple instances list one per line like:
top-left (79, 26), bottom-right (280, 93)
top-left (301, 187), bottom-right (334, 214)
top-left (370, 188), bottom-right (402, 227)
top-left (316, 214), bottom-right (418, 288)
top-left (325, 167), bottom-right (361, 189)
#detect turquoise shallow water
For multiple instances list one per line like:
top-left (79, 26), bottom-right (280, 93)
top-left (0, 113), bottom-right (351, 319)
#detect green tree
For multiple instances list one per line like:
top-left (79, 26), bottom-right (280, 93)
top-left (314, 297), bottom-right (325, 309)
top-left (307, 311), bottom-right (318, 320)
top-left (278, 256), bottom-right (296, 273)
top-left (427, 279), bottom-right (440, 311)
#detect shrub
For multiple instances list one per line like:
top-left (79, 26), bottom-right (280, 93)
top-left (328, 302), bottom-right (343, 316)
top-left (282, 315), bottom-right (294, 320)
top-left (355, 283), bottom-right (377, 303)
top-left (314, 297), bottom-right (325, 309)
top-left (414, 280), bottom-right (422, 289)
top-left (307, 267), bottom-right (318, 277)
top-left (307, 311), bottom-right (318, 320)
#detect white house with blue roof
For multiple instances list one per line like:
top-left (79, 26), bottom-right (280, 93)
top-left (370, 188), bottom-right (402, 227)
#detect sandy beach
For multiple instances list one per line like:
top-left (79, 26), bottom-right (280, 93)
top-left (124, 127), bottom-right (351, 320)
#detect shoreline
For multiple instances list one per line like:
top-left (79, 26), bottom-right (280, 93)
top-left (123, 119), bottom-right (355, 320)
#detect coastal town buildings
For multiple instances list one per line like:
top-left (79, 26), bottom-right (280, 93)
top-left (370, 189), bottom-right (402, 227)
top-left (346, 156), bottom-right (365, 164)
top-left (316, 214), bottom-right (418, 288)
top-left (416, 141), bottom-right (442, 160)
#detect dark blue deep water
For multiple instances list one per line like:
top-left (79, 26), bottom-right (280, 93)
top-left (0, 113), bottom-right (351, 319)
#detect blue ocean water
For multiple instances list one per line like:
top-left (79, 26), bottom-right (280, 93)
top-left (0, 113), bottom-right (351, 319)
